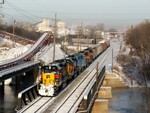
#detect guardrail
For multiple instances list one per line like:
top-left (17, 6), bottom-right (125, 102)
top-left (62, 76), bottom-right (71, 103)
top-left (16, 83), bottom-right (39, 111)
top-left (77, 66), bottom-right (105, 113)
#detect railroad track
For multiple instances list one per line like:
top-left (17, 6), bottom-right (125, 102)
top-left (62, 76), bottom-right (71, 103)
top-left (44, 47), bottom-right (111, 113)
top-left (18, 97), bottom-right (54, 113)
top-left (18, 47), bottom-right (112, 113)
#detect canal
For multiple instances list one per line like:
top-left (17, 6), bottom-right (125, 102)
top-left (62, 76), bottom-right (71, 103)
top-left (109, 88), bottom-right (149, 113)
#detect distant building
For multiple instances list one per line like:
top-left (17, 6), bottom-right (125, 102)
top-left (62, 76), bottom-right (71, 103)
top-left (34, 19), bottom-right (52, 32)
top-left (55, 21), bottom-right (70, 37)
top-left (57, 21), bottom-right (65, 29)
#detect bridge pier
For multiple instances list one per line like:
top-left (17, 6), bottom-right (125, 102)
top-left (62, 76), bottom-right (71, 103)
top-left (16, 75), bottom-right (21, 92)
top-left (0, 81), bottom-right (5, 95)
top-left (98, 86), bottom-right (112, 99)
top-left (92, 99), bottom-right (109, 113)
top-left (91, 87), bottom-right (112, 113)
top-left (92, 72), bottom-right (128, 113)
top-left (102, 72), bottom-right (128, 88)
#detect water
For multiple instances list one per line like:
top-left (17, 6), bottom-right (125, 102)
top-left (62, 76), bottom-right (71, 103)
top-left (109, 88), bottom-right (149, 113)
top-left (0, 78), bottom-right (34, 113)
top-left (0, 86), bottom-right (17, 113)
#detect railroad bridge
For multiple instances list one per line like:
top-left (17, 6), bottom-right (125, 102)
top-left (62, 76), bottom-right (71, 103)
top-left (0, 32), bottom-right (51, 93)
top-left (0, 32), bottom-right (130, 113)
top-left (16, 46), bottom-right (129, 113)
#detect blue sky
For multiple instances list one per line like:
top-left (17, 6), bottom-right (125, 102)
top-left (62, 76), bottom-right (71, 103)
top-left (1, 0), bottom-right (150, 29)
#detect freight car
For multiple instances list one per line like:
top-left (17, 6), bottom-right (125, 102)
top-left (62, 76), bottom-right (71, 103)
top-left (38, 40), bottom-right (109, 96)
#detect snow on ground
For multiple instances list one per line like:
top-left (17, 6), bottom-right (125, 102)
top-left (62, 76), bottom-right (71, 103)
top-left (1, 35), bottom-right (149, 87)
top-left (0, 44), bottom-right (31, 62)
top-left (0, 36), bottom-right (66, 65)
top-left (111, 36), bottom-right (148, 87)
top-left (0, 37), bottom-right (31, 62)
top-left (35, 44), bottom-right (66, 65)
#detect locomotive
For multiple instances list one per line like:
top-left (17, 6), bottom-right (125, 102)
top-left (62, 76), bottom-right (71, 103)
top-left (38, 41), bottom-right (109, 96)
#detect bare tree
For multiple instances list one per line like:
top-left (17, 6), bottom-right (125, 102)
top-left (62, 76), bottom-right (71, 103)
top-left (85, 23), bottom-right (105, 39)
top-left (126, 20), bottom-right (150, 113)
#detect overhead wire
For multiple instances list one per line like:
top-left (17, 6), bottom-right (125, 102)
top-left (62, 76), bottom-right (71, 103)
top-left (2, 0), bottom-right (150, 28)
top-left (4, 0), bottom-right (57, 22)
top-left (3, 12), bottom-right (25, 22)
top-left (5, 0), bottom-right (38, 23)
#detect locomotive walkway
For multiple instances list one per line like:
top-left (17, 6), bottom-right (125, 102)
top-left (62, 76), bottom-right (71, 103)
top-left (17, 46), bottom-right (112, 113)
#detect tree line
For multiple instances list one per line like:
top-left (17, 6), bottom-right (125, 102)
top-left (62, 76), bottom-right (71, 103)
top-left (125, 20), bottom-right (150, 113)
top-left (0, 24), bottom-right (42, 41)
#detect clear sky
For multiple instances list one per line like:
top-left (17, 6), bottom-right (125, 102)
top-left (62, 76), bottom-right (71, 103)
top-left (1, 0), bottom-right (150, 29)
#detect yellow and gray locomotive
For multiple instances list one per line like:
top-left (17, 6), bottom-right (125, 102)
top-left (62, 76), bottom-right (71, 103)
top-left (38, 59), bottom-right (75, 96)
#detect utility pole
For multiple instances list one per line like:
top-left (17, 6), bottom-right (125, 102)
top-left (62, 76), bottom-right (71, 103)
top-left (0, 0), bottom-right (4, 24)
top-left (13, 20), bottom-right (16, 46)
top-left (112, 48), bottom-right (113, 73)
top-left (87, 30), bottom-right (89, 47)
top-left (77, 24), bottom-right (80, 52)
top-left (80, 22), bottom-right (83, 51)
top-left (64, 27), bottom-right (67, 54)
top-left (0, 0), bottom-right (4, 4)
top-left (53, 13), bottom-right (57, 62)
top-left (0, 15), bottom-right (3, 25)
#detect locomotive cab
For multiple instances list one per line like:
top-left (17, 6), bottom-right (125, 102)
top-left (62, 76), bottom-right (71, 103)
top-left (84, 48), bottom-right (94, 63)
top-left (79, 51), bottom-right (91, 66)
top-left (38, 62), bottom-right (67, 96)
top-left (66, 58), bottom-right (75, 77)
top-left (68, 54), bottom-right (79, 75)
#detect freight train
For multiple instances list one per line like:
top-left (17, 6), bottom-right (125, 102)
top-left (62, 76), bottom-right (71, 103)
top-left (38, 41), bottom-right (109, 96)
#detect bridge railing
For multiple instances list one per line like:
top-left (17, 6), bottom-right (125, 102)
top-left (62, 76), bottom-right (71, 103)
top-left (16, 83), bottom-right (39, 111)
top-left (77, 66), bottom-right (105, 113)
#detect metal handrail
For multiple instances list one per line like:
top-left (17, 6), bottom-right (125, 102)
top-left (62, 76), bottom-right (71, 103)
top-left (16, 83), bottom-right (39, 111)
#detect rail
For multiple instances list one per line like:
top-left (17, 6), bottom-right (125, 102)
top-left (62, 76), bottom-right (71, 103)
top-left (78, 67), bottom-right (105, 113)
top-left (50, 47), bottom-right (111, 113)
top-left (17, 45), bottom-right (111, 113)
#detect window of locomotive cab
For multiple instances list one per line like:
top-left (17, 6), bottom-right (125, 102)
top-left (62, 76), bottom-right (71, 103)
top-left (84, 52), bottom-right (89, 56)
top-left (41, 66), bottom-right (50, 73)
top-left (89, 49), bottom-right (93, 53)
top-left (66, 59), bottom-right (71, 64)
top-left (50, 66), bottom-right (58, 72)
top-left (41, 66), bottom-right (58, 73)
top-left (80, 54), bottom-right (84, 59)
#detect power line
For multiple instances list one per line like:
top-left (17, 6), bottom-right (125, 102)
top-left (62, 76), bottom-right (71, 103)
top-left (3, 13), bottom-right (24, 22)
top-left (5, 0), bottom-right (38, 23)
top-left (4, 0), bottom-right (58, 22)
